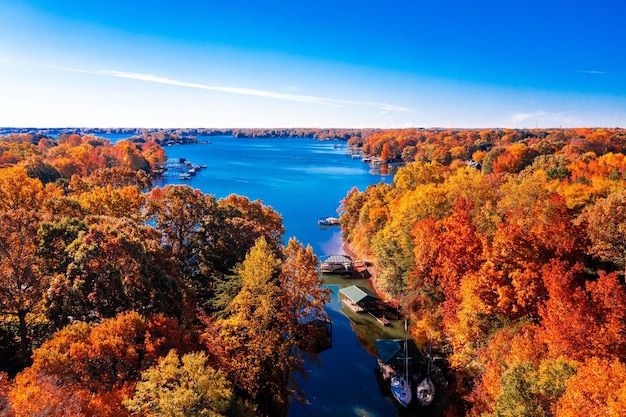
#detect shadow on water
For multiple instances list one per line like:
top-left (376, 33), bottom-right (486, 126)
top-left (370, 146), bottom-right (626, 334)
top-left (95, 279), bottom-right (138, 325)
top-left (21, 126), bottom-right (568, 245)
top-left (291, 270), bottom-right (445, 417)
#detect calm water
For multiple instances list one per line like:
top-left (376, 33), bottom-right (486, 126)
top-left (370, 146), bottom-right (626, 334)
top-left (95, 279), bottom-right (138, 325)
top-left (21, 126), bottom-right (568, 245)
top-left (154, 136), bottom-right (410, 417)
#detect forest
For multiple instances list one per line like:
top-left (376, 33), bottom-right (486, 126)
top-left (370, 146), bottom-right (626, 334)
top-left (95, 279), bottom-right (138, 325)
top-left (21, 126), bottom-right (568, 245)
top-left (342, 127), bottom-right (626, 416)
top-left (0, 133), bottom-right (331, 416)
top-left (3, 127), bottom-right (626, 416)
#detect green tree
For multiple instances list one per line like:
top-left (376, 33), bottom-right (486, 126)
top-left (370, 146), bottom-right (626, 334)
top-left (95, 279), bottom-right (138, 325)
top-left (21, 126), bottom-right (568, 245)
top-left (487, 358), bottom-right (577, 417)
top-left (193, 195), bottom-right (284, 314)
top-left (46, 217), bottom-right (182, 326)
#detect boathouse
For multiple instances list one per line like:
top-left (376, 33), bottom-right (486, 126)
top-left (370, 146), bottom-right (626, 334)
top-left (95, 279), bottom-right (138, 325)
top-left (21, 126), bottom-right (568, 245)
top-left (338, 285), bottom-right (380, 313)
top-left (374, 338), bottom-right (425, 380)
top-left (319, 254), bottom-right (353, 274)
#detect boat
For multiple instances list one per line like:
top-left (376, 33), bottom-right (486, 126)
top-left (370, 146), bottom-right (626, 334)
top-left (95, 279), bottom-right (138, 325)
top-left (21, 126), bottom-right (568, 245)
top-left (416, 339), bottom-right (435, 407)
top-left (318, 217), bottom-right (340, 226)
top-left (390, 320), bottom-right (412, 407)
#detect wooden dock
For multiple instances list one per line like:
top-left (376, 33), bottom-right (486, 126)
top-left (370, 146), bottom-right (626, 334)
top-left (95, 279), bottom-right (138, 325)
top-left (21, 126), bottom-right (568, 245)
top-left (369, 312), bottom-right (391, 326)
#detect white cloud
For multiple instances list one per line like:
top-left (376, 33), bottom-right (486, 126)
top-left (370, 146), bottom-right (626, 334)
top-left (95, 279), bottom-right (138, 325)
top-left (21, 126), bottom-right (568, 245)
top-left (39, 62), bottom-right (412, 113)
top-left (509, 111), bottom-right (547, 126)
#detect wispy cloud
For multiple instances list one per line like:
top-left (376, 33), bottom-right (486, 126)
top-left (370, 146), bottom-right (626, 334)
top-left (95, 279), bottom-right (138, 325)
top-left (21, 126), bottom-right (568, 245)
top-left (509, 111), bottom-right (547, 125)
top-left (580, 70), bottom-right (605, 75)
top-left (29, 61), bottom-right (411, 113)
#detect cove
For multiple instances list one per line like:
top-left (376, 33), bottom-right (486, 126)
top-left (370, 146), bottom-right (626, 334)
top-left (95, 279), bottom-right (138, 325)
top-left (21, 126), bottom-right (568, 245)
top-left (153, 136), bottom-right (403, 417)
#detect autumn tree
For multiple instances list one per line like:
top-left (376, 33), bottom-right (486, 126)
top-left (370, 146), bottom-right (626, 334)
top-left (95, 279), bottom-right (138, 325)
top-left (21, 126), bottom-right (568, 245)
top-left (217, 194), bottom-right (284, 256)
top-left (195, 195), bottom-right (284, 314)
top-left (0, 372), bottom-right (8, 415)
top-left (277, 239), bottom-right (331, 402)
top-left (582, 189), bottom-right (626, 276)
top-left (111, 140), bottom-right (151, 172)
top-left (124, 350), bottom-right (255, 417)
top-left (37, 217), bottom-right (88, 278)
top-left (17, 311), bottom-right (195, 416)
top-left (436, 198), bottom-right (484, 327)
top-left (540, 261), bottom-right (626, 361)
top-left (340, 183), bottom-right (392, 259)
top-left (214, 238), bottom-right (289, 416)
top-left (8, 367), bottom-right (91, 417)
top-left (0, 166), bottom-right (46, 212)
top-left (70, 166), bottom-right (152, 193)
top-left (0, 209), bottom-right (47, 360)
top-left (145, 185), bottom-right (216, 278)
top-left (45, 217), bottom-right (182, 326)
top-left (0, 166), bottom-right (60, 361)
top-left (557, 357), bottom-right (626, 417)
top-left (408, 217), bottom-right (445, 344)
top-left (485, 358), bottom-right (577, 417)
top-left (140, 139), bottom-right (167, 172)
top-left (20, 155), bottom-right (62, 184)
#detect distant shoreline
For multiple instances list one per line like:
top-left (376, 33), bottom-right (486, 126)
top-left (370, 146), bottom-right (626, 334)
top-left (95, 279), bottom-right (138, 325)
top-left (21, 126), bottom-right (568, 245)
top-left (0, 127), bottom-right (376, 142)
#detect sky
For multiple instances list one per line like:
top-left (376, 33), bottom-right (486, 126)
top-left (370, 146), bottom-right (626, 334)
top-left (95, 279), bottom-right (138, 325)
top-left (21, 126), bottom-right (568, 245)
top-left (1, 0), bottom-right (625, 129)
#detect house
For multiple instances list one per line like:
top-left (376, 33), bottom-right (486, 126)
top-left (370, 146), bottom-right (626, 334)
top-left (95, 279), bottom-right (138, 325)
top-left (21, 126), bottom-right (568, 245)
top-left (319, 254), bottom-right (353, 274)
top-left (338, 285), bottom-right (381, 313)
top-left (374, 338), bottom-right (425, 380)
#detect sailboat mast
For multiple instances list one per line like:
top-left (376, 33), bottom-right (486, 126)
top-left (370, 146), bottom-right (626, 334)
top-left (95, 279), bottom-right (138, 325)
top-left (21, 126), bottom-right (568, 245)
top-left (404, 319), bottom-right (409, 381)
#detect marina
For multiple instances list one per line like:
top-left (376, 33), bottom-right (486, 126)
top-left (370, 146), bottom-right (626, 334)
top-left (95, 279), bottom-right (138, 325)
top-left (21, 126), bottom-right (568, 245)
top-left (159, 157), bottom-right (207, 181)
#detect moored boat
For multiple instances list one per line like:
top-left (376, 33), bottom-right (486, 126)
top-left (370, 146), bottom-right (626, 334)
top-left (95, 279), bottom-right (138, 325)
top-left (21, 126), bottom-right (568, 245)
top-left (318, 216), bottom-right (340, 226)
top-left (391, 320), bottom-right (412, 407)
top-left (416, 377), bottom-right (435, 406)
top-left (416, 339), bottom-right (435, 406)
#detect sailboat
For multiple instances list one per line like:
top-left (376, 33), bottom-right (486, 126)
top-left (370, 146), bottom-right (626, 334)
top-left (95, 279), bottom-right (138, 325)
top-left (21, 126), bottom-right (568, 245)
top-left (390, 320), bottom-right (412, 407)
top-left (416, 337), bottom-right (435, 406)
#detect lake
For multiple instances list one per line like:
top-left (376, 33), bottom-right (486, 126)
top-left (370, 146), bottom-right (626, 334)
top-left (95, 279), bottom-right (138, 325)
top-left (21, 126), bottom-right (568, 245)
top-left (154, 136), bottom-right (409, 417)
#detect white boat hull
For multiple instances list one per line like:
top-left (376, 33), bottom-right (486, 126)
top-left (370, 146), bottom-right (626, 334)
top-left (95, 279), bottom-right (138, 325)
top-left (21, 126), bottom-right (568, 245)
top-left (416, 377), bottom-right (435, 406)
top-left (390, 375), bottom-right (412, 407)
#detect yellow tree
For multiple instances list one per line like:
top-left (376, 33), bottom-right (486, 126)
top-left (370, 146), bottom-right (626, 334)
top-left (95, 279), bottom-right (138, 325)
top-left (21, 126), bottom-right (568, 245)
top-left (76, 184), bottom-right (146, 219)
top-left (124, 350), bottom-right (255, 417)
top-left (0, 167), bottom-right (50, 359)
top-left (0, 166), bottom-right (45, 212)
top-left (216, 237), bottom-right (288, 416)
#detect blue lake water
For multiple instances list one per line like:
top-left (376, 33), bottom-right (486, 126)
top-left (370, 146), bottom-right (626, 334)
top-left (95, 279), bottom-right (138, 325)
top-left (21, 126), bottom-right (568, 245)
top-left (154, 136), bottom-right (408, 417)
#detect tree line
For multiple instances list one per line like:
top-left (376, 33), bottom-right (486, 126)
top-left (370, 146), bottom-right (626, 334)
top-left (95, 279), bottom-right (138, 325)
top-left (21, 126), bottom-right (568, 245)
top-left (341, 127), bottom-right (626, 416)
top-left (0, 133), bottom-right (331, 417)
top-left (0, 127), bottom-right (379, 142)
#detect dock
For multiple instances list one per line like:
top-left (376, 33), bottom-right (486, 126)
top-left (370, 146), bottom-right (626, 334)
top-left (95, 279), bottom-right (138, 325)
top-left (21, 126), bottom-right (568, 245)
top-left (369, 312), bottom-right (391, 326)
top-left (319, 254), bottom-right (353, 274)
top-left (163, 157), bottom-right (207, 180)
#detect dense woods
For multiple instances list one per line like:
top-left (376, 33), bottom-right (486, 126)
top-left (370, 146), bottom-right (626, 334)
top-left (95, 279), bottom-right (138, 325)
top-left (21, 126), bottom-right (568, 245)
top-left (0, 133), bottom-right (331, 416)
top-left (341, 127), bottom-right (626, 416)
top-left (3, 127), bottom-right (626, 416)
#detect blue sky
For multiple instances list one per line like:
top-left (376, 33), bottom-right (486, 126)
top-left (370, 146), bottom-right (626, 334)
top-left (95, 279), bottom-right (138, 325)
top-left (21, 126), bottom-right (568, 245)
top-left (1, 0), bottom-right (625, 128)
